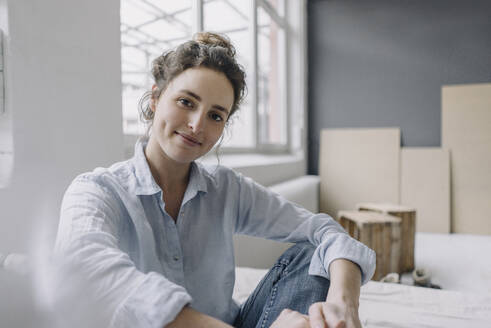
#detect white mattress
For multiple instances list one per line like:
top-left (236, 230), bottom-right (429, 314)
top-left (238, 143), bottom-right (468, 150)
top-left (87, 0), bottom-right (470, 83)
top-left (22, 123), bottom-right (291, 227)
top-left (234, 268), bottom-right (491, 327)
top-left (413, 232), bottom-right (491, 295)
top-left (358, 281), bottom-right (491, 328)
top-left (234, 232), bottom-right (491, 327)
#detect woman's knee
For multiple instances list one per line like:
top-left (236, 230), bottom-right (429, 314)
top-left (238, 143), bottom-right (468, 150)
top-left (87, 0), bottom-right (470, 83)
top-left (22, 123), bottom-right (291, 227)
top-left (278, 242), bottom-right (316, 268)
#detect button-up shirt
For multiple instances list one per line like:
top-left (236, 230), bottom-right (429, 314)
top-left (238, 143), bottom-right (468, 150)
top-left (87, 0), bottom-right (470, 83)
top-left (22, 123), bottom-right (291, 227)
top-left (55, 139), bottom-right (375, 328)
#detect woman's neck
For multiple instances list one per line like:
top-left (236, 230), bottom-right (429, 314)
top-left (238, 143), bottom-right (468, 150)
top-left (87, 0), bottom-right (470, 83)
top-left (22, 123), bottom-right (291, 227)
top-left (144, 139), bottom-right (191, 192)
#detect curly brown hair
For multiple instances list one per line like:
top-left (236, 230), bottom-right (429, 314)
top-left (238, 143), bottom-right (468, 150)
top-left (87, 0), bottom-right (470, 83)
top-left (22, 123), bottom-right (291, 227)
top-left (139, 32), bottom-right (247, 127)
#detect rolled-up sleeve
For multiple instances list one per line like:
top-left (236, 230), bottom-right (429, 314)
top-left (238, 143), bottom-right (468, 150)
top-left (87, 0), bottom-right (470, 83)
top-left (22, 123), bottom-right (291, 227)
top-left (234, 173), bottom-right (376, 285)
top-left (309, 232), bottom-right (376, 285)
top-left (55, 177), bottom-right (192, 328)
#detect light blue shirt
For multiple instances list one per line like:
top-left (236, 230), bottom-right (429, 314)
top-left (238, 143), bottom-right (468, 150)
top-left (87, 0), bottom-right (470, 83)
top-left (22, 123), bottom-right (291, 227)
top-left (55, 139), bottom-right (375, 328)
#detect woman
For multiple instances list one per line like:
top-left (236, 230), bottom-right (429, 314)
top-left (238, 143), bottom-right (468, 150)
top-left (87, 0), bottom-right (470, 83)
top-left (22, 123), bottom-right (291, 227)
top-left (55, 32), bottom-right (375, 328)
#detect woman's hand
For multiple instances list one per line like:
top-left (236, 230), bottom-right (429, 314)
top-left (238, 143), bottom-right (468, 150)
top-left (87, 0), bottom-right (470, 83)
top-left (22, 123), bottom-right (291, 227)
top-left (308, 258), bottom-right (363, 327)
top-left (308, 299), bottom-right (362, 328)
top-left (270, 309), bottom-right (311, 328)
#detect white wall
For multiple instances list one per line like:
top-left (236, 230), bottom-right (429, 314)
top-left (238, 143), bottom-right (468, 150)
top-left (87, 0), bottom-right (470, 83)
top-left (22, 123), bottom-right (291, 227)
top-left (0, 0), bottom-right (123, 253)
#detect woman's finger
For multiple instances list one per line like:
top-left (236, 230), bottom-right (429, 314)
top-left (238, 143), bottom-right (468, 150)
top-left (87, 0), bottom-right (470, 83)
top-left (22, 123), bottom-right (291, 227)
top-left (308, 303), bottom-right (326, 328)
top-left (321, 302), bottom-right (347, 328)
top-left (271, 308), bottom-right (310, 328)
top-left (301, 314), bottom-right (310, 321)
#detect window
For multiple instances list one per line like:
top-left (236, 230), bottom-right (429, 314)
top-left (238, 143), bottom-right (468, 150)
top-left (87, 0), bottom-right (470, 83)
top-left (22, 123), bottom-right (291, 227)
top-left (121, 0), bottom-right (303, 156)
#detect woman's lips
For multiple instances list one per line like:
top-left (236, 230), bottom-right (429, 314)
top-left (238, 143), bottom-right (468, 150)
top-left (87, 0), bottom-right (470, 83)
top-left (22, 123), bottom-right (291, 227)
top-left (176, 132), bottom-right (202, 146)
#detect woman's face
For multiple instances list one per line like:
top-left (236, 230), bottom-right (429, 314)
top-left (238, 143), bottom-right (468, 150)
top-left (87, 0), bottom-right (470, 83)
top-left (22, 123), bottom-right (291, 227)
top-left (149, 67), bottom-right (234, 164)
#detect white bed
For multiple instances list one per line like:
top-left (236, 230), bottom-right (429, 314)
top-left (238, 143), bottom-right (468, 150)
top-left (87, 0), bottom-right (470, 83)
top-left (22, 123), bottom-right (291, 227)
top-left (234, 232), bottom-right (491, 327)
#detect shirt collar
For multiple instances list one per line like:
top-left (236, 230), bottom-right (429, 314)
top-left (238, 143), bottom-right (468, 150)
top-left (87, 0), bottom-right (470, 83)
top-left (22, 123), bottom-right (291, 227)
top-left (131, 137), bottom-right (210, 196)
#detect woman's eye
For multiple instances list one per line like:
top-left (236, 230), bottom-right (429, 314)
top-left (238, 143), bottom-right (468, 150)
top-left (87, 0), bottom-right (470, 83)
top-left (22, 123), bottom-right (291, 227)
top-left (178, 98), bottom-right (193, 107)
top-left (210, 113), bottom-right (223, 122)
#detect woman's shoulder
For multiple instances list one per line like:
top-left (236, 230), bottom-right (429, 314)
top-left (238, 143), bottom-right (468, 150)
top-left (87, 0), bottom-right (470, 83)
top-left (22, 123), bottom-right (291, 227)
top-left (196, 162), bottom-right (242, 184)
top-left (67, 158), bottom-right (136, 197)
top-left (194, 162), bottom-right (262, 196)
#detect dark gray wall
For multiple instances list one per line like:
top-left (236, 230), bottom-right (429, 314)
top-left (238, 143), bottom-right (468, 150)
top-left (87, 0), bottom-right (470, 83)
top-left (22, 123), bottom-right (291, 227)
top-left (307, 0), bottom-right (491, 174)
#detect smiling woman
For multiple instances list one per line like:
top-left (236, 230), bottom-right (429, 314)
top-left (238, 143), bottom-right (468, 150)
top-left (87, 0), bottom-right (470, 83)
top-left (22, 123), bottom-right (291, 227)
top-left (54, 32), bottom-right (375, 328)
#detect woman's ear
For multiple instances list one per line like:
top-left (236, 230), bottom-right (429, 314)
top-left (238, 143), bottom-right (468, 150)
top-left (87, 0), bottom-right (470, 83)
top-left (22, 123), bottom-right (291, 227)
top-left (150, 85), bottom-right (159, 112)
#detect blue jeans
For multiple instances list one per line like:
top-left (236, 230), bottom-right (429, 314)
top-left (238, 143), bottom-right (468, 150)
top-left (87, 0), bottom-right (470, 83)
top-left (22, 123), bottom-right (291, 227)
top-left (234, 243), bottom-right (331, 328)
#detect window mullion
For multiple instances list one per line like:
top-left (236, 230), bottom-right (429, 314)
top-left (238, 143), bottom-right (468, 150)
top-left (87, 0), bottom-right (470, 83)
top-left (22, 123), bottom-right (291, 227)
top-left (257, 0), bottom-right (285, 28)
top-left (192, 0), bottom-right (203, 33)
top-left (251, 0), bottom-right (259, 149)
top-left (283, 1), bottom-right (291, 152)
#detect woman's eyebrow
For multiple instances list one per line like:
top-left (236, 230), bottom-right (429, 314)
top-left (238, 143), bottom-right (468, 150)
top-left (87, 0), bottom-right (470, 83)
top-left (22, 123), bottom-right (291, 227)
top-left (181, 89), bottom-right (230, 114)
top-left (182, 90), bottom-right (201, 101)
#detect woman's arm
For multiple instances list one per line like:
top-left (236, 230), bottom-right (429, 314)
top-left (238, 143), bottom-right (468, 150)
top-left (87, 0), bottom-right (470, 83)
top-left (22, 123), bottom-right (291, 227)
top-left (55, 177), bottom-right (192, 328)
top-left (327, 258), bottom-right (361, 306)
top-left (308, 259), bottom-right (363, 328)
top-left (232, 170), bottom-right (373, 327)
top-left (234, 171), bottom-right (375, 285)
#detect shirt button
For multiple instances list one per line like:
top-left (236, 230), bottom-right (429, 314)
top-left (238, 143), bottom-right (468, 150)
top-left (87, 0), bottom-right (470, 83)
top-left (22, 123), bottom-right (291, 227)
top-left (173, 255), bottom-right (180, 261)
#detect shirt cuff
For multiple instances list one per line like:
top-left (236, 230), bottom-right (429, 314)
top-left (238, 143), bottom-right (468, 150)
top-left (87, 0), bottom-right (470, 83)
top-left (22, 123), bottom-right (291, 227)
top-left (110, 272), bottom-right (193, 328)
top-left (308, 232), bottom-right (376, 285)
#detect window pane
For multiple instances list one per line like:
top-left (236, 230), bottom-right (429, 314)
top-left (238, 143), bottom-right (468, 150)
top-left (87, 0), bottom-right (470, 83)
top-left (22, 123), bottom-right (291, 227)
top-left (121, 0), bottom-right (192, 135)
top-left (257, 6), bottom-right (286, 145)
top-left (264, 0), bottom-right (285, 17)
top-left (204, 0), bottom-right (254, 148)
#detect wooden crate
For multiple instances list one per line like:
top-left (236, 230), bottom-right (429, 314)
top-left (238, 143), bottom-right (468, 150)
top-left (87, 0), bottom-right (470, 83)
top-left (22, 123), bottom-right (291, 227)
top-left (337, 211), bottom-right (401, 281)
top-left (357, 203), bottom-right (416, 272)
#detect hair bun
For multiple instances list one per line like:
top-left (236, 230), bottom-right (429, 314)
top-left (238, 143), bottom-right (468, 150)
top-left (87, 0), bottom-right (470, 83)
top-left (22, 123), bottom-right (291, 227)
top-left (193, 32), bottom-right (236, 57)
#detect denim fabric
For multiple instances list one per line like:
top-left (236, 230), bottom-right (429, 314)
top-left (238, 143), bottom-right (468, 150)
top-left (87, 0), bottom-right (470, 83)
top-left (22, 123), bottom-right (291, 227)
top-left (235, 243), bottom-right (330, 328)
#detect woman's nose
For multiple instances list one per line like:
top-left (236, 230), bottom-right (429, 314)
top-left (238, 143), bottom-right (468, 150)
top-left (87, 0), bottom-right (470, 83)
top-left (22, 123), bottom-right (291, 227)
top-left (187, 111), bottom-right (206, 133)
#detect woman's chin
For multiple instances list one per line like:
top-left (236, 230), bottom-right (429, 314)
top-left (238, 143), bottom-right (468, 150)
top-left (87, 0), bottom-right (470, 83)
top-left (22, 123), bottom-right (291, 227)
top-left (166, 149), bottom-right (200, 164)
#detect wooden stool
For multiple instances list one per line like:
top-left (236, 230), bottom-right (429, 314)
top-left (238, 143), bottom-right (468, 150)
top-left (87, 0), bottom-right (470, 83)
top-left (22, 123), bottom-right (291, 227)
top-left (357, 203), bottom-right (416, 273)
top-left (337, 211), bottom-right (401, 281)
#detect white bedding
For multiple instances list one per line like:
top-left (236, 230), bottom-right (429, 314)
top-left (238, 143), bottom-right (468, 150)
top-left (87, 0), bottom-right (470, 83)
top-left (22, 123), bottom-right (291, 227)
top-left (234, 267), bottom-right (491, 327)
top-left (358, 281), bottom-right (491, 328)
top-left (233, 233), bottom-right (491, 327)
